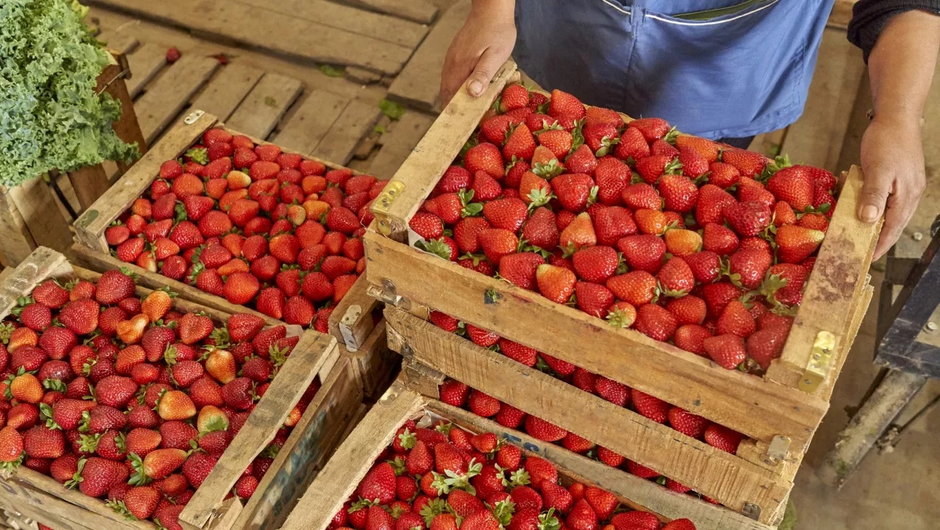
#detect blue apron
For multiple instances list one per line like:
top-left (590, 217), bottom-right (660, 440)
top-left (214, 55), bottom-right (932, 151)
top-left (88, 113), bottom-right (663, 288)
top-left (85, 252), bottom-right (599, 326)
top-left (513, 0), bottom-right (834, 139)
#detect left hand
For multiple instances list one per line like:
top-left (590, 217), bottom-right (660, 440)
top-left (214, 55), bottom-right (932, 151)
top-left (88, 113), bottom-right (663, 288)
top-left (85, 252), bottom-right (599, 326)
top-left (856, 115), bottom-right (927, 259)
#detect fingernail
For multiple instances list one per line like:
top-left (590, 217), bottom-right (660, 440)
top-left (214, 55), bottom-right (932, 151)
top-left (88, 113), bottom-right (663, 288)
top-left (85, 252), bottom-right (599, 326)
top-left (860, 205), bottom-right (879, 222)
top-left (468, 81), bottom-right (482, 96)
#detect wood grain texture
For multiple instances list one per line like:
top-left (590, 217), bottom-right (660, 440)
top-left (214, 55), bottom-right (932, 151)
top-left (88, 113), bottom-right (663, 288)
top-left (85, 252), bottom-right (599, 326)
top-left (386, 308), bottom-right (793, 524)
top-left (312, 99), bottom-right (382, 165)
top-left (0, 187), bottom-right (38, 266)
top-left (225, 72), bottom-right (304, 139)
top-left (387, 0), bottom-right (471, 112)
top-left (85, 0), bottom-right (415, 75)
top-left (135, 53), bottom-right (220, 143)
top-left (6, 179), bottom-right (73, 256)
top-left (338, 0), bottom-right (439, 23)
top-left (95, 30), bottom-right (139, 55)
top-left (368, 111), bottom-right (436, 180)
top-left (187, 63), bottom-right (264, 121)
top-left (274, 89), bottom-right (350, 155)
top-left (329, 273), bottom-right (382, 351)
top-left (364, 231), bottom-right (828, 448)
top-left (125, 42), bottom-right (168, 98)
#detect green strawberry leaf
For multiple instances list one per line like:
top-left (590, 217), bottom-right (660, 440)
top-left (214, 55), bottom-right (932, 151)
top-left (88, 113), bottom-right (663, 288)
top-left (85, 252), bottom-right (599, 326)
top-left (185, 148), bottom-right (209, 165)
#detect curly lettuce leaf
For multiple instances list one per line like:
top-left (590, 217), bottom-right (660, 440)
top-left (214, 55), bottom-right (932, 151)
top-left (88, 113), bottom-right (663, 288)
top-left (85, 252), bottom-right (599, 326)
top-left (0, 0), bottom-right (138, 188)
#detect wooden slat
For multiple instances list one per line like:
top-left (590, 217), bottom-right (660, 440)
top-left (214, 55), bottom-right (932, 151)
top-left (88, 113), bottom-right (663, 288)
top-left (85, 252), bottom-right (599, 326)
top-left (181, 332), bottom-right (338, 529)
top-left (430, 401), bottom-right (772, 530)
top-left (768, 167), bottom-right (881, 389)
top-left (329, 272), bottom-right (383, 351)
top-left (103, 54), bottom-right (150, 168)
top-left (125, 42), bottom-right (168, 98)
top-left (73, 113), bottom-right (219, 250)
top-left (0, 188), bottom-right (36, 267)
top-left (7, 180), bottom-right (73, 256)
top-left (385, 308), bottom-right (793, 524)
top-left (225, 73), bottom-right (304, 140)
top-left (387, 0), bottom-right (471, 112)
top-left (280, 383), bottom-right (425, 530)
top-left (368, 111), bottom-right (436, 179)
top-left (235, 0), bottom-right (428, 48)
top-left (95, 30), bottom-right (139, 55)
top-left (779, 28), bottom-right (865, 171)
top-left (188, 63), bottom-right (264, 121)
top-left (67, 164), bottom-right (110, 211)
top-left (375, 58), bottom-right (518, 237)
top-left (312, 100), bottom-right (382, 165)
top-left (0, 248), bottom-right (71, 309)
top-left (364, 231), bottom-right (828, 448)
top-left (84, 0), bottom-right (415, 75)
top-left (135, 53), bottom-right (220, 143)
top-left (274, 89), bottom-right (351, 155)
top-left (339, 0), bottom-right (439, 24)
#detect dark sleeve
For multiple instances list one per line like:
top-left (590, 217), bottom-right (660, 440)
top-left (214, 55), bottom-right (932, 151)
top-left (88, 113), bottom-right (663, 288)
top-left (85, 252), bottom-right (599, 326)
top-left (847, 0), bottom-right (940, 62)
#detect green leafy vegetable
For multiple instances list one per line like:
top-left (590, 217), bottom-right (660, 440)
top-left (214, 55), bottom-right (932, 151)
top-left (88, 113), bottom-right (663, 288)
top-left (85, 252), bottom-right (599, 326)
top-left (0, 0), bottom-right (138, 188)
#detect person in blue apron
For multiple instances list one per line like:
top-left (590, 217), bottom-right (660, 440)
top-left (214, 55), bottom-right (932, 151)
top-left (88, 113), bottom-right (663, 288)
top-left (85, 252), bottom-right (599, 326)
top-left (440, 0), bottom-right (940, 259)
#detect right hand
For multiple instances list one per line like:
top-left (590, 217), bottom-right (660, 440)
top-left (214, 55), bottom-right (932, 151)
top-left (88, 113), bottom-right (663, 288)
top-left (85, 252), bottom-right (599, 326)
top-left (440, 3), bottom-right (517, 105)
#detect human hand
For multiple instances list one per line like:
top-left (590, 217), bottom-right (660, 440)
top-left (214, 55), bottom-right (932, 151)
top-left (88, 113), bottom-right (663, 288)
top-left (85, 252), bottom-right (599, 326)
top-left (857, 115), bottom-right (927, 259)
top-left (440, 1), bottom-right (516, 105)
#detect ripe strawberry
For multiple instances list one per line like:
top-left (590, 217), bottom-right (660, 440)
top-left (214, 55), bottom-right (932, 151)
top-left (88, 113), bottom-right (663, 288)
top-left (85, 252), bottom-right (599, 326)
top-left (763, 263), bottom-right (808, 307)
top-left (524, 416), bottom-right (568, 442)
top-left (551, 173), bottom-right (594, 212)
top-left (73, 457), bottom-right (129, 498)
top-left (606, 271), bottom-right (657, 307)
top-left (461, 510), bottom-right (500, 530)
top-left (464, 143), bottom-right (505, 178)
top-left (592, 206), bottom-right (636, 246)
top-left (571, 246), bottom-right (618, 283)
top-left (10, 373), bottom-right (43, 403)
top-left (707, 161), bottom-right (741, 189)
top-left (776, 225), bottom-right (825, 263)
top-left (23, 425), bottom-right (65, 459)
top-left (559, 212), bottom-right (597, 252)
top-left (358, 463), bottom-right (396, 505)
top-left (695, 184), bottom-right (736, 226)
top-left (768, 166), bottom-right (815, 210)
top-left (633, 209), bottom-right (668, 236)
top-left (658, 174), bottom-right (699, 213)
top-left (538, 129), bottom-right (574, 159)
top-left (178, 313), bottom-right (213, 345)
top-left (131, 448), bottom-right (187, 483)
top-left (630, 389), bottom-right (669, 423)
top-left (634, 304), bottom-right (677, 342)
top-left (666, 295), bottom-right (707, 325)
top-left (123, 486), bottom-right (161, 519)
top-left (629, 117), bottom-right (670, 141)
top-left (728, 248), bottom-right (773, 289)
top-left (438, 380), bottom-right (468, 407)
top-left (590, 376), bottom-right (627, 406)
top-left (668, 407), bottom-right (710, 439)
top-left (747, 325), bottom-right (788, 370)
top-left (503, 123), bottom-right (537, 161)
top-left (498, 253), bottom-right (545, 290)
top-left (157, 390), bottom-right (196, 420)
top-left (32, 280), bottom-right (70, 309)
top-left (584, 122), bottom-right (620, 156)
top-left (468, 389), bottom-right (501, 417)
top-left (482, 198), bottom-right (527, 232)
top-left (19, 302), bottom-right (51, 331)
top-left (717, 300), bottom-right (756, 338)
top-left (723, 201), bottom-right (771, 237)
top-left (721, 149), bottom-right (767, 177)
top-left (540, 481), bottom-right (573, 513)
top-left (500, 84), bottom-right (530, 111)
top-left (704, 424), bottom-right (744, 454)
top-left (702, 223), bottom-right (739, 256)
top-left (536, 264), bottom-right (576, 303)
top-left (657, 257), bottom-right (695, 296)
top-left (565, 144), bottom-right (598, 174)
top-left (703, 333), bottom-right (746, 369)
top-left (548, 89), bottom-right (586, 126)
top-left (478, 229), bottom-right (519, 264)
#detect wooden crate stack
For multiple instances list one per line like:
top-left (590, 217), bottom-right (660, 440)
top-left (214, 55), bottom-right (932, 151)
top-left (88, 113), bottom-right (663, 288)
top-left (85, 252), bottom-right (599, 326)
top-left (358, 61), bottom-right (881, 528)
top-left (71, 111), bottom-right (398, 400)
top-left (0, 248), bottom-right (363, 530)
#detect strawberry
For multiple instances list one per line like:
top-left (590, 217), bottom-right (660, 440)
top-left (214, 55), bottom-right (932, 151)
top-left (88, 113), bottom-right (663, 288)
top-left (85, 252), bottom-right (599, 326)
top-left (702, 223), bottom-right (739, 255)
top-left (501, 84), bottom-right (530, 111)
top-left (798, 212), bottom-right (829, 231)
top-left (658, 174), bottom-right (699, 212)
top-left (763, 263), bottom-right (808, 307)
top-left (551, 173), bottom-right (595, 212)
top-left (131, 448), bottom-right (187, 483)
top-left (775, 225), bottom-right (824, 263)
top-left (464, 143), bottom-right (505, 178)
top-left (657, 257), bottom-right (695, 296)
top-left (438, 380), bottom-right (469, 407)
top-left (634, 304), bottom-right (677, 342)
top-left (72, 457), bottom-right (129, 498)
top-left (666, 295), bottom-right (707, 325)
top-left (634, 155), bottom-right (675, 184)
top-left (695, 184), bottom-right (736, 226)
top-left (480, 115), bottom-right (517, 145)
top-left (157, 390), bottom-right (196, 420)
top-left (548, 89), bottom-right (586, 126)
top-left (704, 424), bottom-right (744, 453)
top-left (23, 425), bottom-right (65, 459)
top-left (717, 300), bottom-right (756, 338)
top-left (583, 122), bottom-right (620, 157)
top-left (10, 373), bottom-right (43, 403)
top-left (478, 228), bottom-right (519, 264)
top-left (565, 144), bottom-right (598, 174)
top-left (19, 303), bottom-right (52, 331)
top-left (283, 296), bottom-right (315, 326)
top-left (572, 246), bottom-right (618, 283)
top-left (767, 166), bottom-right (815, 210)
top-left (483, 198), bottom-right (528, 232)
top-left (520, 170), bottom-right (552, 206)
top-left (468, 389), bottom-right (501, 417)
top-left (728, 248), bottom-right (773, 289)
top-left (32, 280), bottom-right (70, 309)
top-left (499, 253), bottom-right (545, 290)
top-left (520, 207), bottom-right (559, 250)
top-left (737, 181), bottom-right (776, 208)
top-left (584, 486), bottom-right (618, 521)
top-left (38, 327), bottom-right (77, 359)
top-left (410, 212), bottom-right (445, 240)
top-left (540, 481), bottom-right (573, 512)
top-left (559, 212), bottom-right (596, 253)
top-left (503, 123), bottom-right (537, 161)
top-left (703, 334), bottom-right (746, 369)
top-left (723, 201), bottom-right (771, 237)
top-left (629, 117), bottom-right (670, 141)
top-left (169, 221), bottom-right (204, 250)
top-left (633, 209), bottom-right (668, 236)
top-left (178, 313), bottom-right (213, 345)
top-left (663, 519), bottom-right (697, 530)
top-left (525, 415), bottom-right (568, 441)
top-left (606, 271), bottom-right (657, 306)
top-left (592, 376), bottom-right (629, 406)
top-left (616, 234), bottom-right (665, 273)
top-left (629, 389), bottom-right (669, 423)
top-left (538, 129), bottom-right (574, 158)
top-left (721, 149), bottom-right (767, 177)
top-left (536, 264), bottom-right (576, 303)
top-left (613, 126), bottom-right (650, 161)
top-left (708, 161), bottom-right (741, 188)
top-left (124, 486), bottom-right (161, 519)
top-left (664, 229), bottom-right (702, 256)
top-left (461, 510), bottom-right (500, 530)
top-left (668, 407), bottom-right (710, 439)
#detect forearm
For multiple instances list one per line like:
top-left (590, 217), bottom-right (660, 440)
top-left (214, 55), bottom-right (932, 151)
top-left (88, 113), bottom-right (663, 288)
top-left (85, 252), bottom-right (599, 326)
top-left (868, 10), bottom-right (940, 126)
top-left (471, 0), bottom-right (516, 23)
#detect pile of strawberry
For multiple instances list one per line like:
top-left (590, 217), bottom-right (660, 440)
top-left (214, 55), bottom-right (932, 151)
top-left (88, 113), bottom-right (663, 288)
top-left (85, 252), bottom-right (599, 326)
top-left (0, 271), bottom-right (320, 529)
top-left (106, 127), bottom-right (388, 331)
top-left (428, 312), bottom-right (744, 463)
top-left (436, 376), bottom-right (731, 504)
top-left (330, 416), bottom-right (696, 530)
top-left (409, 85), bottom-right (837, 373)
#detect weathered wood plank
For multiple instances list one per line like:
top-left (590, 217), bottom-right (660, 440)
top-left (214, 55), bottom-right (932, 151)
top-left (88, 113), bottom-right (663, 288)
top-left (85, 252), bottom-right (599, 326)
top-left (95, 30), bottom-right (139, 55)
top-left (274, 89), bottom-right (351, 155)
top-left (7, 180), bottom-right (73, 256)
top-left (85, 0), bottom-right (415, 75)
top-left (368, 111), bottom-right (436, 179)
top-left (135, 53), bottom-right (220, 144)
top-left (338, 0), bottom-right (439, 24)
top-left (0, 190), bottom-right (35, 267)
top-left (125, 42), bottom-right (167, 98)
top-left (235, 0), bottom-right (428, 48)
top-left (313, 100), bottom-right (382, 165)
top-left (779, 28), bottom-right (865, 172)
top-left (226, 73), bottom-right (304, 140)
top-left (188, 63), bottom-right (264, 122)
top-left (387, 0), bottom-right (471, 112)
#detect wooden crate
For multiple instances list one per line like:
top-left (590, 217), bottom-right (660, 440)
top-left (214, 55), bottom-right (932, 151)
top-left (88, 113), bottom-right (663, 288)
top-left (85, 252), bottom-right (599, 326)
top-left (341, 317), bottom-right (401, 402)
top-left (0, 247), bottom-right (362, 530)
top-left (362, 60), bottom-right (880, 525)
top-left (71, 111), bottom-right (382, 350)
top-left (0, 51), bottom-right (145, 267)
top-left (278, 370), bottom-right (770, 530)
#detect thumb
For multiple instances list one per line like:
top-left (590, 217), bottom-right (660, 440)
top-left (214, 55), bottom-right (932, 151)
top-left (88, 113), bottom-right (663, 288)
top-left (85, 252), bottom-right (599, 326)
top-left (858, 170), bottom-right (892, 223)
top-left (465, 47), bottom-right (503, 97)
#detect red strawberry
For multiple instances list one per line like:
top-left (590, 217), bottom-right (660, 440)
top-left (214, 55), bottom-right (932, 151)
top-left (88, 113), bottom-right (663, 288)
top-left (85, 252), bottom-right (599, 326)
top-left (768, 166), bottom-right (815, 210)
top-left (666, 295), bottom-right (707, 325)
top-left (668, 407), bottom-right (710, 438)
top-left (438, 380), bottom-right (469, 407)
top-left (548, 89), bottom-right (586, 126)
top-left (728, 248), bottom-right (773, 289)
top-left (525, 416), bottom-right (568, 442)
top-left (72, 457), bottom-right (129, 498)
top-left (592, 206), bottom-right (636, 246)
top-left (540, 481), bottom-right (573, 512)
top-left (658, 174), bottom-right (698, 212)
top-left (702, 223), bottom-right (739, 256)
top-left (695, 184), bottom-right (736, 226)
top-left (464, 143), bottom-right (505, 178)
top-left (629, 117), bottom-right (670, 141)
top-left (32, 280), bottom-right (70, 309)
top-left (717, 300), bottom-right (756, 338)
top-left (501, 84), bottom-right (530, 110)
top-left (503, 123), bottom-right (537, 161)
top-left (478, 228), bottom-right (519, 264)
top-left (704, 424), bottom-right (744, 454)
top-left (617, 234), bottom-right (665, 273)
top-left (747, 325), bottom-right (788, 370)
top-left (551, 173), bottom-right (595, 212)
top-left (721, 149), bottom-right (767, 177)
top-left (775, 225), bottom-right (824, 263)
top-left (606, 271), bottom-right (657, 307)
top-left (565, 144), bottom-right (598, 174)
top-left (178, 313), bottom-right (213, 345)
top-left (708, 161), bottom-right (741, 188)
top-left (634, 304), bottom-right (677, 342)
top-left (538, 129), bottom-right (574, 159)
top-left (664, 229), bottom-right (702, 257)
top-left (468, 389), bottom-right (501, 417)
top-left (536, 264), bottom-right (576, 303)
top-left (657, 257), bottom-right (694, 296)
top-left (519, 207), bottom-right (558, 250)
top-left (559, 212), bottom-right (597, 252)
top-left (723, 201), bottom-right (771, 237)
top-left (631, 389), bottom-right (669, 423)
top-left (571, 246), bottom-right (618, 283)
top-left (703, 333), bottom-right (746, 369)
top-left (483, 198), bottom-right (528, 232)
top-left (499, 253), bottom-right (545, 290)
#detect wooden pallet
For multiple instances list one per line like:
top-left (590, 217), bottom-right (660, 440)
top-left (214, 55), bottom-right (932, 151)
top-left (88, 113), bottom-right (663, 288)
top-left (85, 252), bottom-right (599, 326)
top-left (342, 318), bottom-right (401, 402)
top-left (0, 51), bottom-right (144, 267)
top-left (362, 60), bottom-right (880, 525)
top-left (0, 248), bottom-right (361, 530)
top-left (279, 371), bottom-right (769, 530)
top-left (71, 112), bottom-right (382, 350)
